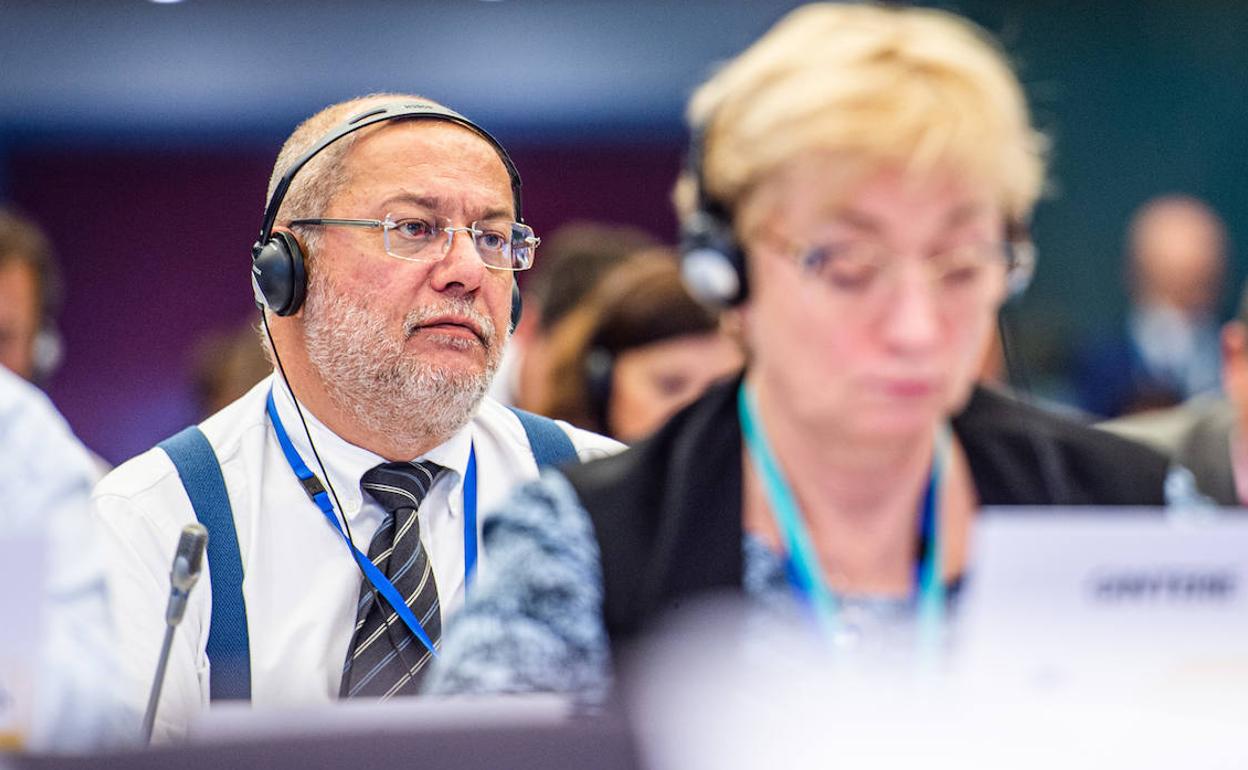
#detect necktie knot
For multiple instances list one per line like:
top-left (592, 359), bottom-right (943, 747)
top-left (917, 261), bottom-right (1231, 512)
top-left (360, 460), bottom-right (444, 516)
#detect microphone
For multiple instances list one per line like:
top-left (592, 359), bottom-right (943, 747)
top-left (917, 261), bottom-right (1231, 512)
top-left (167, 524), bottom-right (207, 625)
top-left (142, 523), bottom-right (208, 744)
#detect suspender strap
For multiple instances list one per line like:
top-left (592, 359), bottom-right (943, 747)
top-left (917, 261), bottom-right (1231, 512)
top-left (158, 426), bottom-right (252, 702)
top-left (508, 407), bottom-right (578, 468)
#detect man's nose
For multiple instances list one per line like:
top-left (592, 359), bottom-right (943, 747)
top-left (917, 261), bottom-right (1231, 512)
top-left (429, 227), bottom-right (486, 294)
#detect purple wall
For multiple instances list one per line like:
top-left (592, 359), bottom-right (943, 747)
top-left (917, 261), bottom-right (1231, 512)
top-left (7, 140), bottom-right (683, 464)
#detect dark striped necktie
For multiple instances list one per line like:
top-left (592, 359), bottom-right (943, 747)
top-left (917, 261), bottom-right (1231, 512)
top-left (341, 460), bottom-right (444, 698)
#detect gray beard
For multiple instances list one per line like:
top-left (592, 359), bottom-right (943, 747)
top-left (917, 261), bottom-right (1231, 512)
top-left (301, 272), bottom-right (505, 455)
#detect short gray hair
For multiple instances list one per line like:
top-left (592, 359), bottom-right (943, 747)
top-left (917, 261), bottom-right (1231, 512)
top-left (264, 92), bottom-right (447, 255)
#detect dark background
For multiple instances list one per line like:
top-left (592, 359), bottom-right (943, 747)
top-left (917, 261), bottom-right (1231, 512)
top-left (2, 0), bottom-right (1245, 464)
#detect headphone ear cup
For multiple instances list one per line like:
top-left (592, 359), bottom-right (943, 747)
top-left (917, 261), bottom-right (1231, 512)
top-left (1005, 240), bottom-right (1036, 299)
top-left (251, 231), bottom-right (308, 316)
top-left (510, 281), bottom-right (523, 332)
top-left (583, 347), bottom-right (614, 435)
top-left (31, 326), bottom-right (63, 383)
top-left (680, 210), bottom-right (748, 307)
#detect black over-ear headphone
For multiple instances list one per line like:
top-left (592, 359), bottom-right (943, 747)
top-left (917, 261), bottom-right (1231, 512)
top-left (678, 124), bottom-right (749, 308)
top-left (251, 101), bottom-right (526, 327)
top-left (677, 122), bottom-right (1038, 307)
top-left (583, 346), bottom-right (615, 435)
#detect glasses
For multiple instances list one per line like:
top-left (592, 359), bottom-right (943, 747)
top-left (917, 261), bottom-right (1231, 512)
top-left (290, 213), bottom-right (539, 271)
top-left (766, 234), bottom-right (1032, 312)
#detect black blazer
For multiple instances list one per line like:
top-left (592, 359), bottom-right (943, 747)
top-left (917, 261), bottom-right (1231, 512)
top-left (563, 378), bottom-right (1171, 643)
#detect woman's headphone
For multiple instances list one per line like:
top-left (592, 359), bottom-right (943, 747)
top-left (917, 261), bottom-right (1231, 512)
top-left (677, 125), bottom-right (750, 309)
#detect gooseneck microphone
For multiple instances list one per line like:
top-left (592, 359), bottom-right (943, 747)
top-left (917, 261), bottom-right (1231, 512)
top-left (142, 523), bottom-right (209, 744)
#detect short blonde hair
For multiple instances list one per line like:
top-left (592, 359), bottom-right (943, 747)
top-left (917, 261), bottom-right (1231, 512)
top-left (675, 3), bottom-right (1047, 229)
top-left (265, 92), bottom-right (446, 251)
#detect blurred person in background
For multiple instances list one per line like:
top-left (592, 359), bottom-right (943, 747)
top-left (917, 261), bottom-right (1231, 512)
top-left (533, 250), bottom-right (744, 442)
top-left (427, 2), bottom-right (1175, 697)
top-left (490, 220), bottom-right (658, 410)
top-left (0, 208), bottom-right (63, 386)
top-left (189, 322), bottom-right (273, 418)
top-left (1102, 277), bottom-right (1248, 505)
top-left (1074, 195), bottom-right (1227, 418)
top-left (0, 364), bottom-right (135, 751)
top-left (0, 208), bottom-right (110, 474)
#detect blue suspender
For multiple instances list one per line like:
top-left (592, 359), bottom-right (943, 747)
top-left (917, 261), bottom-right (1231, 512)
top-left (158, 391), bottom-right (578, 702)
top-left (158, 427), bottom-right (252, 701)
top-left (507, 407), bottom-right (579, 468)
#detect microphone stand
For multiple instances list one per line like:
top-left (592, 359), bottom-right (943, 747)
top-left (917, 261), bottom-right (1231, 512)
top-left (142, 525), bottom-right (207, 745)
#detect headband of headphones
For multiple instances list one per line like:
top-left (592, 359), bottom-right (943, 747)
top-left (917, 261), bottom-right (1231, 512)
top-left (256, 101), bottom-right (525, 250)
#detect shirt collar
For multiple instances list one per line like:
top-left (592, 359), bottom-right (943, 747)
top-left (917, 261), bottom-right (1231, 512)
top-left (268, 377), bottom-right (475, 521)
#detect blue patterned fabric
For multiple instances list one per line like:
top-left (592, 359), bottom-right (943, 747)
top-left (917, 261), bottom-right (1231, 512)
top-left (424, 470), bottom-right (612, 698)
top-left (426, 470), bottom-right (928, 697)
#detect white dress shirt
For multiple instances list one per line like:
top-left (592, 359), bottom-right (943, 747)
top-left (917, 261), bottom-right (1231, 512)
top-left (91, 374), bottom-right (620, 743)
top-left (0, 366), bottom-right (135, 752)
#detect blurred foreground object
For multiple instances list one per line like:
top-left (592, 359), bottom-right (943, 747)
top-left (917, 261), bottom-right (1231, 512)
top-left (0, 365), bottom-right (135, 752)
top-left (0, 695), bottom-right (639, 770)
top-left (625, 509), bottom-right (1248, 769)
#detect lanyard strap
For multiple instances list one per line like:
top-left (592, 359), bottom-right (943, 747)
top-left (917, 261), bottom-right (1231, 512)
top-left (737, 382), bottom-right (949, 640)
top-left (463, 444), bottom-right (479, 593)
top-left (265, 389), bottom-right (480, 659)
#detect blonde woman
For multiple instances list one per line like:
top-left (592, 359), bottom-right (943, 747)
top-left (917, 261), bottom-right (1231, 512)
top-left (427, 3), bottom-right (1174, 696)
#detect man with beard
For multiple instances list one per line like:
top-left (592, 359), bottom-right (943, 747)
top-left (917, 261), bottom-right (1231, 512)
top-left (91, 94), bottom-right (620, 742)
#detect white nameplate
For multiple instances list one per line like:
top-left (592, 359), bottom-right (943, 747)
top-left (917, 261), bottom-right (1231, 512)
top-left (956, 507), bottom-right (1248, 690)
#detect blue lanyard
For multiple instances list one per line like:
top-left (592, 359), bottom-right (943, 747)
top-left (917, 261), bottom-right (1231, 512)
top-left (265, 388), bottom-right (480, 658)
top-left (737, 382), bottom-right (948, 642)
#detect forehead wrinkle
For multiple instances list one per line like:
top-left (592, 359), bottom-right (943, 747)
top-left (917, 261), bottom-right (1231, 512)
top-left (477, 204), bottom-right (514, 221)
top-left (379, 191), bottom-right (513, 223)
top-left (381, 192), bottom-right (445, 212)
